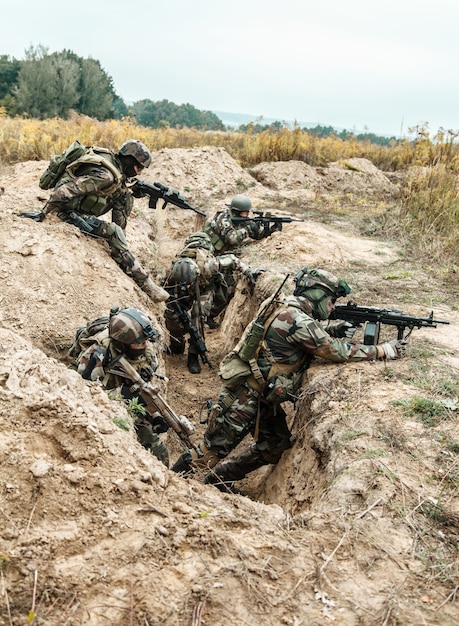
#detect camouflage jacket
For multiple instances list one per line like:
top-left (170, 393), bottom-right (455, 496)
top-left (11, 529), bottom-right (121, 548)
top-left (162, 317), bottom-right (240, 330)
top-left (256, 295), bottom-right (379, 378)
top-left (165, 250), bottom-right (253, 321)
top-left (44, 152), bottom-right (133, 231)
top-left (77, 329), bottom-right (159, 390)
top-left (204, 209), bottom-right (265, 253)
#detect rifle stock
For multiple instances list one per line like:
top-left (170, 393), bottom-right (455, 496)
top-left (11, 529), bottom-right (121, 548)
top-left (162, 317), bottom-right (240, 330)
top-left (133, 180), bottom-right (207, 216)
top-left (332, 302), bottom-right (450, 345)
top-left (107, 355), bottom-right (199, 452)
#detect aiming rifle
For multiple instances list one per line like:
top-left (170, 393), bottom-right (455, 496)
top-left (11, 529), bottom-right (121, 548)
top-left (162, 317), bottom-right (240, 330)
top-left (231, 209), bottom-right (304, 227)
top-left (132, 180), bottom-right (207, 216)
top-left (107, 354), bottom-right (199, 453)
top-left (169, 299), bottom-right (212, 369)
top-left (331, 301), bottom-right (450, 345)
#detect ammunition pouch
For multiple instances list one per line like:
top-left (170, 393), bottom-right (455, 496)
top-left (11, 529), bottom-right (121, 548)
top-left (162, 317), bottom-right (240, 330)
top-left (79, 194), bottom-right (107, 215)
top-left (218, 351), bottom-right (252, 390)
top-left (235, 319), bottom-right (265, 362)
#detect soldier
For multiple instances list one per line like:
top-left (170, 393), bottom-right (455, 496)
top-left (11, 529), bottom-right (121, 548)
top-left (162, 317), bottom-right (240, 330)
top-left (203, 194), bottom-right (280, 327)
top-left (172, 267), bottom-right (407, 490)
top-left (163, 231), bottom-right (262, 374)
top-left (27, 140), bottom-right (168, 303)
top-left (76, 306), bottom-right (170, 466)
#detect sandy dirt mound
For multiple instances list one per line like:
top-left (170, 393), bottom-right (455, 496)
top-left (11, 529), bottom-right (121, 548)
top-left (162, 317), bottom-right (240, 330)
top-left (250, 157), bottom-right (399, 201)
top-left (0, 150), bottom-right (458, 625)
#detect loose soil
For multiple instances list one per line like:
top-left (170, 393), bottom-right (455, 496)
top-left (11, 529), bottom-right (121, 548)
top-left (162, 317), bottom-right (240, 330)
top-left (0, 148), bottom-right (458, 625)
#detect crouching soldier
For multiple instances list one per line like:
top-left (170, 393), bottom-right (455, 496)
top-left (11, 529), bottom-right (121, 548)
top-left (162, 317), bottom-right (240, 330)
top-left (75, 306), bottom-right (170, 466)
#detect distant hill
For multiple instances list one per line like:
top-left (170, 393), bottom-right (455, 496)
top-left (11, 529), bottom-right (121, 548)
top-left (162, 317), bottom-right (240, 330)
top-left (212, 110), bottom-right (355, 132)
top-left (212, 110), bottom-right (399, 139)
top-left (212, 110), bottom-right (320, 130)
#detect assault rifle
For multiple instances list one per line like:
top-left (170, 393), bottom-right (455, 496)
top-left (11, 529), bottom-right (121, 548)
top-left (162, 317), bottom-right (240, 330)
top-left (331, 301), bottom-right (450, 345)
top-left (107, 354), bottom-right (199, 453)
top-left (169, 300), bottom-right (212, 369)
top-left (231, 209), bottom-right (304, 228)
top-left (132, 180), bottom-right (207, 216)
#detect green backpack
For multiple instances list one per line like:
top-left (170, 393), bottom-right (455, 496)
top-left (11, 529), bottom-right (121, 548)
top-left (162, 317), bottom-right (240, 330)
top-left (39, 140), bottom-right (87, 190)
top-left (68, 316), bottom-right (110, 359)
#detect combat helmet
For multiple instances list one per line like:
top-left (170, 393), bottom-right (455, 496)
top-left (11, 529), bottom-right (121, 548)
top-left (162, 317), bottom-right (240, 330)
top-left (118, 140), bottom-right (152, 168)
top-left (108, 307), bottom-right (158, 346)
top-left (183, 231), bottom-right (214, 252)
top-left (293, 267), bottom-right (350, 299)
top-left (293, 267), bottom-right (350, 321)
top-left (169, 258), bottom-right (200, 295)
top-left (225, 194), bottom-right (252, 215)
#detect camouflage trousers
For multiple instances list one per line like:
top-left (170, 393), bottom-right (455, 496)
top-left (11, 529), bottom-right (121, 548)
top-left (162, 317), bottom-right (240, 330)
top-left (135, 418), bottom-right (170, 467)
top-left (210, 270), bottom-right (236, 318)
top-left (54, 210), bottom-right (155, 289)
top-left (204, 381), bottom-right (292, 464)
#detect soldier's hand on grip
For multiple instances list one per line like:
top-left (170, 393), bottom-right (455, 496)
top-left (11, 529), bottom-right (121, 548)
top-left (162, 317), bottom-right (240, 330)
top-left (378, 339), bottom-right (407, 359)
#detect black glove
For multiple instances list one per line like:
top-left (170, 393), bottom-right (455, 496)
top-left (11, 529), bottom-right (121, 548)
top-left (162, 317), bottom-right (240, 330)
top-left (269, 222), bottom-right (282, 234)
top-left (150, 411), bottom-right (169, 434)
top-left (246, 220), bottom-right (265, 240)
top-left (251, 269), bottom-right (266, 283)
top-left (19, 211), bottom-right (45, 222)
top-left (129, 181), bottom-right (145, 198)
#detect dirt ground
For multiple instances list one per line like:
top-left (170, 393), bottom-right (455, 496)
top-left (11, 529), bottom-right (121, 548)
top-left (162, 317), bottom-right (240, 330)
top-left (0, 148), bottom-right (458, 625)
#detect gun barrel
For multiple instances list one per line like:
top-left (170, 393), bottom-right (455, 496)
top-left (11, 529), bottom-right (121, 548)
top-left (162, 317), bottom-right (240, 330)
top-left (333, 304), bottom-right (450, 330)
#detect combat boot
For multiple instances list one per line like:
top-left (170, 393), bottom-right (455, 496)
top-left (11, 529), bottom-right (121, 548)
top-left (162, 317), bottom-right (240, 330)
top-left (171, 452), bottom-right (194, 476)
top-left (206, 316), bottom-right (220, 329)
top-left (205, 445), bottom-right (265, 487)
top-left (140, 277), bottom-right (170, 303)
top-left (187, 352), bottom-right (201, 374)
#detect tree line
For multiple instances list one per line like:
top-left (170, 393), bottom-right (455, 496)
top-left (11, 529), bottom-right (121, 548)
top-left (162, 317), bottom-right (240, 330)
top-left (0, 45), bottom-right (397, 144)
top-left (0, 45), bottom-right (224, 130)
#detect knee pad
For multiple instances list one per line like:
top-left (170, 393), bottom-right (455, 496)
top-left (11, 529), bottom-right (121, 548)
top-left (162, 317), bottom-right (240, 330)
top-left (105, 222), bottom-right (128, 252)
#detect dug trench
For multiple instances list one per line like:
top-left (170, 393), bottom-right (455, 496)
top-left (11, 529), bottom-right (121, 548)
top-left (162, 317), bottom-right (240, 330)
top-left (0, 152), bottom-right (458, 625)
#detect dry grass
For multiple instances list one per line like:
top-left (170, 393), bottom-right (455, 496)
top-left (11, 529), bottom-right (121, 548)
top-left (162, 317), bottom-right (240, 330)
top-left (1, 111), bottom-right (458, 265)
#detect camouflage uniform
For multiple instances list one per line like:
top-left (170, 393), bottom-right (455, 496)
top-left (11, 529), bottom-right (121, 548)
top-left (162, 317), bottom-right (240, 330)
top-left (172, 293), bottom-right (387, 485)
top-left (77, 328), bottom-right (170, 466)
top-left (42, 142), bottom-right (168, 302)
top-left (164, 232), bottom-right (257, 372)
top-left (204, 209), bottom-right (266, 254)
top-left (204, 209), bottom-right (271, 319)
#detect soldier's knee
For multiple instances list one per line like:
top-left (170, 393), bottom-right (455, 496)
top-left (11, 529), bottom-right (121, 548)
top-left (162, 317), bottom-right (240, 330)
top-left (105, 223), bottom-right (128, 252)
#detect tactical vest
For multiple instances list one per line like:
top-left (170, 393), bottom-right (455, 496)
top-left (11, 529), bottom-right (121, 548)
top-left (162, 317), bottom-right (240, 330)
top-left (234, 298), bottom-right (310, 390)
top-left (66, 147), bottom-right (123, 197)
top-left (177, 242), bottom-right (219, 285)
top-left (204, 214), bottom-right (226, 252)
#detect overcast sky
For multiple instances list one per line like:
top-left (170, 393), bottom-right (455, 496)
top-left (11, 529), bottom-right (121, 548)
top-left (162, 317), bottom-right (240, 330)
top-left (3, 0), bottom-right (459, 137)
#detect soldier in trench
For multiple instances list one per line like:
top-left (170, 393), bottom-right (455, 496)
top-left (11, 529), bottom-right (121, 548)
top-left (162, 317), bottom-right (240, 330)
top-left (172, 267), bottom-right (407, 491)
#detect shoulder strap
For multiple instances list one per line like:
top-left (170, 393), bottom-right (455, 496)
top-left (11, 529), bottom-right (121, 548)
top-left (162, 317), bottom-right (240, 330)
top-left (66, 147), bottom-right (123, 195)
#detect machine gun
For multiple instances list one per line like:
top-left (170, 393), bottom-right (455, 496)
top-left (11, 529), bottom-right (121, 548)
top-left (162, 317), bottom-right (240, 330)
top-left (169, 300), bottom-right (212, 369)
top-left (132, 180), bottom-right (207, 216)
top-left (331, 301), bottom-right (450, 345)
top-left (107, 355), bottom-right (199, 453)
